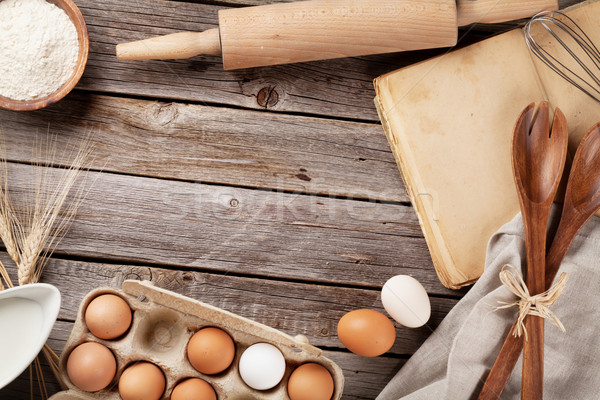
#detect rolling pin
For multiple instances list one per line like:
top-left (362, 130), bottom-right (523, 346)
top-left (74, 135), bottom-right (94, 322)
top-left (116, 0), bottom-right (558, 70)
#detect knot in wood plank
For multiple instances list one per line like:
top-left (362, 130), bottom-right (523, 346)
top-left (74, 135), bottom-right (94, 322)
top-left (153, 103), bottom-right (179, 126)
top-left (257, 86), bottom-right (279, 108)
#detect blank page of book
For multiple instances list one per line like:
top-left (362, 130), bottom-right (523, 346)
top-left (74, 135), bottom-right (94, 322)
top-left (374, 29), bottom-right (546, 288)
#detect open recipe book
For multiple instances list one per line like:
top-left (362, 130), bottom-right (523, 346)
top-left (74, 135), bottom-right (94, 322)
top-left (374, 0), bottom-right (600, 289)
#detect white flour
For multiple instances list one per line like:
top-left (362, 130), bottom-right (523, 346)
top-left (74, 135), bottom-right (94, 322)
top-left (0, 0), bottom-right (79, 101)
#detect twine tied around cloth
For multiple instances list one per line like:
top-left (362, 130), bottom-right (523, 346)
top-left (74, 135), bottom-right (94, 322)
top-left (496, 264), bottom-right (568, 341)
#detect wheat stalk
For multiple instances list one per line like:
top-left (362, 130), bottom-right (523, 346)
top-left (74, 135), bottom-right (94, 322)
top-left (0, 139), bottom-right (20, 267)
top-left (0, 140), bottom-right (15, 291)
top-left (0, 132), bottom-right (93, 397)
top-left (16, 136), bottom-right (92, 285)
top-left (34, 357), bottom-right (47, 399)
top-left (42, 344), bottom-right (66, 391)
top-left (0, 259), bottom-right (13, 290)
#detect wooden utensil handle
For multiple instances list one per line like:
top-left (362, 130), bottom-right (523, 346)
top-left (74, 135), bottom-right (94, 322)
top-left (545, 213), bottom-right (579, 288)
top-left (218, 0), bottom-right (457, 70)
top-left (477, 319), bottom-right (523, 400)
top-left (521, 207), bottom-right (547, 400)
top-left (457, 0), bottom-right (558, 26)
top-left (116, 29), bottom-right (221, 61)
top-left (522, 316), bottom-right (544, 399)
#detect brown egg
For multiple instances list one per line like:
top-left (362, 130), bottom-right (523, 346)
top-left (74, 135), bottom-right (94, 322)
top-left (66, 342), bottom-right (116, 392)
top-left (171, 378), bottom-right (217, 400)
top-left (287, 363), bottom-right (334, 400)
top-left (337, 309), bottom-right (395, 357)
top-left (187, 327), bottom-right (235, 375)
top-left (85, 294), bottom-right (132, 340)
top-left (118, 362), bottom-right (165, 400)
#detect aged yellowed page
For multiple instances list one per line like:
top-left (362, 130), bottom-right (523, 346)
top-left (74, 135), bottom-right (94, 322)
top-left (375, 30), bottom-right (546, 288)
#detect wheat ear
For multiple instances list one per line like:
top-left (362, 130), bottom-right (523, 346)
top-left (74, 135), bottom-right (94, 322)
top-left (18, 223), bottom-right (45, 285)
top-left (0, 131), bottom-right (93, 396)
top-left (0, 139), bottom-right (20, 266)
top-left (0, 195), bottom-right (19, 265)
top-left (0, 141), bottom-right (14, 290)
top-left (17, 136), bottom-right (92, 285)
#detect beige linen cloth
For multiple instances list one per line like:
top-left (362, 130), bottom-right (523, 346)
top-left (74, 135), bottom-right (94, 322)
top-left (378, 210), bottom-right (600, 399)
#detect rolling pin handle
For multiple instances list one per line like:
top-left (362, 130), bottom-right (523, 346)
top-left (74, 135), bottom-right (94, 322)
top-left (456, 0), bottom-right (559, 26)
top-left (116, 28), bottom-right (222, 61)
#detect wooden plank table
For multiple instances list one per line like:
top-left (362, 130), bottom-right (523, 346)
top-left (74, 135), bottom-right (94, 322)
top-left (0, 0), bottom-right (583, 398)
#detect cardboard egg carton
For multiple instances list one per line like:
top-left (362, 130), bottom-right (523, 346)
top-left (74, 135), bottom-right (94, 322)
top-left (49, 280), bottom-right (344, 399)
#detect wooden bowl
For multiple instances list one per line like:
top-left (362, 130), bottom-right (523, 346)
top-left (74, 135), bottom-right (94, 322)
top-left (0, 0), bottom-right (89, 111)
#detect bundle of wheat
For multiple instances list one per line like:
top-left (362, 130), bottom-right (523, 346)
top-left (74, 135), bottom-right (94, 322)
top-left (0, 136), bottom-right (92, 399)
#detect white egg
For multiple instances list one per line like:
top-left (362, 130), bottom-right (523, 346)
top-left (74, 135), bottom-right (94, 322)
top-left (381, 275), bottom-right (431, 328)
top-left (238, 343), bottom-right (286, 390)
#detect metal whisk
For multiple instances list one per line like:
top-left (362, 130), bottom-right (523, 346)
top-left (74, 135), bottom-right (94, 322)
top-left (525, 10), bottom-right (600, 103)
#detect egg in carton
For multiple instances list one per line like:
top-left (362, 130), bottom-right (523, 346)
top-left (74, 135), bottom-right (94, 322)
top-left (49, 279), bottom-right (344, 399)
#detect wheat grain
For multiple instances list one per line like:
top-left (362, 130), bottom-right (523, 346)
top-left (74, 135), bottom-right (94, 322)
top-left (18, 224), bottom-right (44, 285)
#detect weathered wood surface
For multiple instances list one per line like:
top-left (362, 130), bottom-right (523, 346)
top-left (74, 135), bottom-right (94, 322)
top-left (4, 0), bottom-right (583, 397)
top-left (0, 92), bottom-right (408, 202)
top-left (3, 162), bottom-right (459, 296)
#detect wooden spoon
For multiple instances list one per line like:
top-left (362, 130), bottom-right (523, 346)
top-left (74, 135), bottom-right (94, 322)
top-left (511, 102), bottom-right (568, 400)
top-left (478, 122), bottom-right (600, 400)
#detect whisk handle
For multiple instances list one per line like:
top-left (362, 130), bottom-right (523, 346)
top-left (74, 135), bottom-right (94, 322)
top-left (457, 0), bottom-right (558, 26)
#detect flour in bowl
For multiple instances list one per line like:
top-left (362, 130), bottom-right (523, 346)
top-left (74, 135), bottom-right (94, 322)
top-left (0, 0), bottom-right (79, 101)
